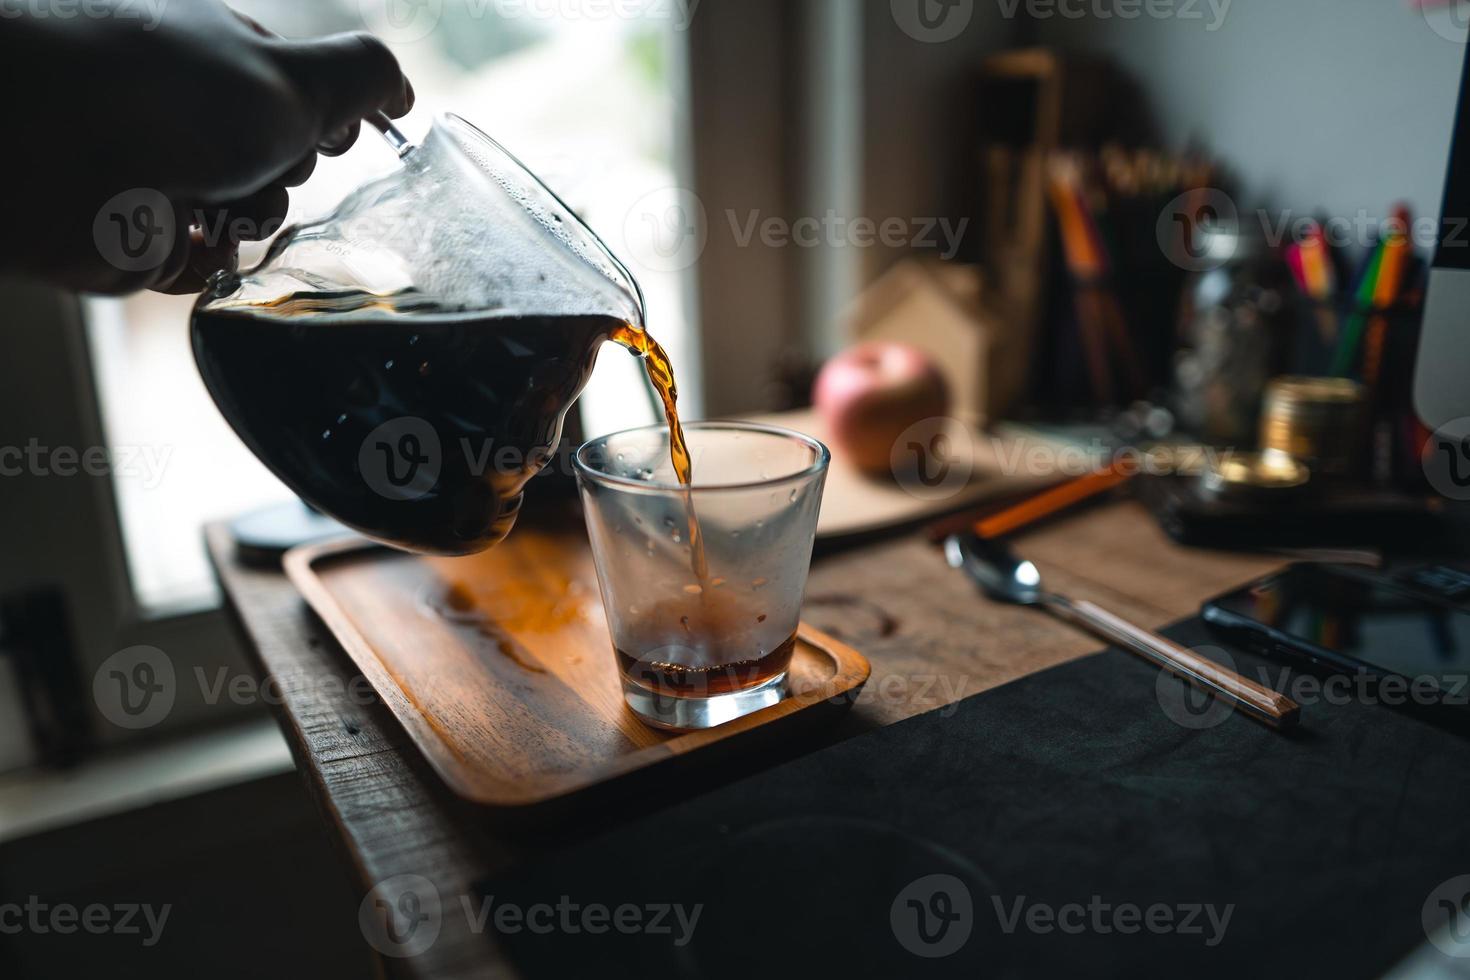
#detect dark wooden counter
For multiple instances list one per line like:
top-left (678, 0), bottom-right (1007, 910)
top-left (206, 500), bottom-right (1281, 979)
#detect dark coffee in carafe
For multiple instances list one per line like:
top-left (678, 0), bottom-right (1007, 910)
top-left (192, 289), bottom-right (622, 554)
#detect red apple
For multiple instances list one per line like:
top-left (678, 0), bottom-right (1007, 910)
top-left (813, 341), bottom-right (950, 475)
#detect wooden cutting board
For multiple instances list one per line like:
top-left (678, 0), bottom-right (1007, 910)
top-left (282, 526), bottom-right (870, 813)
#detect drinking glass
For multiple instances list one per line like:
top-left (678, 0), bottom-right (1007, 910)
top-left (575, 423), bottom-right (830, 730)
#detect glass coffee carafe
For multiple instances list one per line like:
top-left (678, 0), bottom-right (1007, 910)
top-left (192, 114), bottom-right (647, 554)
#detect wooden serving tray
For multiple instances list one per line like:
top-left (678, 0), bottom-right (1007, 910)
top-left (282, 528), bottom-right (870, 812)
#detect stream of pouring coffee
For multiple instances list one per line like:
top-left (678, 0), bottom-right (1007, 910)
top-left (609, 324), bottom-right (710, 583)
top-left (608, 327), bottom-right (797, 696)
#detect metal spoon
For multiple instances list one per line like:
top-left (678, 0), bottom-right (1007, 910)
top-left (945, 532), bottom-right (1300, 730)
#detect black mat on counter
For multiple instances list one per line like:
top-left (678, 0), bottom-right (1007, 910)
top-left (482, 620), bottom-right (1470, 978)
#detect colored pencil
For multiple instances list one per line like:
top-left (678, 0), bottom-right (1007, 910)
top-left (1332, 240), bottom-right (1387, 376)
top-left (1285, 242), bottom-right (1310, 294)
top-left (974, 465), bottom-right (1134, 540)
top-left (1300, 222), bottom-right (1336, 300)
top-left (1363, 205), bottom-right (1413, 386)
